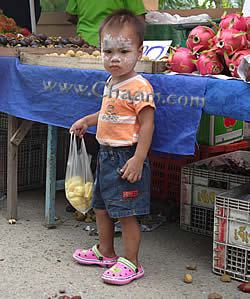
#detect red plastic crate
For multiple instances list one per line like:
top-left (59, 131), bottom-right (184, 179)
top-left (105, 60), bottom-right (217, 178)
top-left (149, 151), bottom-right (199, 204)
top-left (200, 140), bottom-right (249, 160)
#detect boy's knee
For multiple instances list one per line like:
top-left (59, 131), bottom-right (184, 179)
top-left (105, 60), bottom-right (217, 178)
top-left (119, 215), bottom-right (137, 224)
top-left (94, 208), bottom-right (109, 216)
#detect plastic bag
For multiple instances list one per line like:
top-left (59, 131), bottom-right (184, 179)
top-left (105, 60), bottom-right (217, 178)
top-left (65, 133), bottom-right (93, 214)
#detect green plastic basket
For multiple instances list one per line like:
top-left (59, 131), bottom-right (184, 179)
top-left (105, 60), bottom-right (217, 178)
top-left (145, 24), bottom-right (186, 46)
top-left (145, 19), bottom-right (221, 48)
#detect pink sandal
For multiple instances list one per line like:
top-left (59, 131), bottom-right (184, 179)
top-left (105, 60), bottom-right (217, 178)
top-left (102, 257), bottom-right (144, 285)
top-left (73, 244), bottom-right (118, 268)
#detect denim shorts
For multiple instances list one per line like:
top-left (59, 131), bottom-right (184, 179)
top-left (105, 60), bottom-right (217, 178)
top-left (91, 144), bottom-right (151, 218)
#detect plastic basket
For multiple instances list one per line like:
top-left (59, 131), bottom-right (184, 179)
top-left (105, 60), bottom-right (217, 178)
top-left (0, 131), bottom-right (47, 194)
top-left (199, 140), bottom-right (249, 160)
top-left (145, 24), bottom-right (186, 46)
top-left (149, 151), bottom-right (199, 204)
top-left (180, 151), bottom-right (250, 236)
top-left (213, 184), bottom-right (250, 281)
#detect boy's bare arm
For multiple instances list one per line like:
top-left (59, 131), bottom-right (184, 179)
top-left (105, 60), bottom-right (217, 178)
top-left (70, 111), bottom-right (99, 137)
top-left (84, 111), bottom-right (100, 127)
top-left (134, 107), bottom-right (155, 161)
top-left (121, 107), bottom-right (154, 183)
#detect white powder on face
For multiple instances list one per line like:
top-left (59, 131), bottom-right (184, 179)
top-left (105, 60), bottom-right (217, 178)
top-left (101, 33), bottom-right (140, 77)
top-left (101, 34), bottom-right (138, 65)
top-left (102, 34), bottom-right (133, 50)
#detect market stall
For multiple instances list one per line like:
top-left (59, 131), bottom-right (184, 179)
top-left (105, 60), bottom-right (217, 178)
top-left (0, 6), bottom-right (250, 228)
top-left (0, 50), bottom-right (250, 226)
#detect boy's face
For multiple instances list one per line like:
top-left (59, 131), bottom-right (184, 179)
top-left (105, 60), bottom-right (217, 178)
top-left (101, 26), bottom-right (142, 79)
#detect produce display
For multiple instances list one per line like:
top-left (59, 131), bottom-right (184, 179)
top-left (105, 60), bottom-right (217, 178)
top-left (0, 9), bottom-right (30, 36)
top-left (45, 50), bottom-right (152, 61)
top-left (45, 49), bottom-right (101, 58)
top-left (0, 33), bottom-right (94, 49)
top-left (0, 10), bottom-right (94, 50)
top-left (166, 12), bottom-right (250, 78)
top-left (196, 157), bottom-right (250, 176)
top-left (65, 176), bottom-right (93, 213)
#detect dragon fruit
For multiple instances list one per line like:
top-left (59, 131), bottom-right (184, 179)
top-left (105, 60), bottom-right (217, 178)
top-left (166, 47), bottom-right (196, 73)
top-left (225, 49), bottom-right (250, 77)
top-left (245, 16), bottom-right (250, 40)
top-left (196, 51), bottom-right (223, 75)
top-left (186, 26), bottom-right (215, 53)
top-left (214, 28), bottom-right (247, 56)
top-left (219, 13), bottom-right (247, 31)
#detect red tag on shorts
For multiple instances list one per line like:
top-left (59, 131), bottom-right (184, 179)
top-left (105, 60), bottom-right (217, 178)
top-left (122, 190), bottom-right (138, 198)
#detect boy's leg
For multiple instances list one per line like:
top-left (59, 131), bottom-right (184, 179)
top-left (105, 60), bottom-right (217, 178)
top-left (94, 208), bottom-right (116, 258)
top-left (119, 215), bottom-right (140, 266)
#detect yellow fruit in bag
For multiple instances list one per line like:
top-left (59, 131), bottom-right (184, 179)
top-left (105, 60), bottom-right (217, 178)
top-left (66, 176), bottom-right (83, 188)
top-left (74, 186), bottom-right (85, 197)
top-left (84, 182), bottom-right (93, 202)
top-left (68, 182), bottom-right (84, 193)
top-left (65, 177), bottom-right (93, 212)
top-left (72, 199), bottom-right (89, 211)
top-left (66, 191), bottom-right (75, 199)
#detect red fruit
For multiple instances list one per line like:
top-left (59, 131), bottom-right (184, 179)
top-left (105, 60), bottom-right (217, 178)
top-left (245, 16), bottom-right (250, 40)
top-left (238, 281), bottom-right (250, 293)
top-left (186, 26), bottom-right (215, 53)
top-left (220, 13), bottom-right (247, 31)
top-left (20, 27), bottom-right (31, 37)
top-left (225, 49), bottom-right (250, 77)
top-left (166, 47), bottom-right (196, 73)
top-left (3, 24), bottom-right (13, 32)
top-left (196, 51), bottom-right (223, 75)
top-left (6, 17), bottom-right (16, 27)
top-left (0, 15), bottom-right (7, 23)
top-left (214, 29), bottom-right (247, 56)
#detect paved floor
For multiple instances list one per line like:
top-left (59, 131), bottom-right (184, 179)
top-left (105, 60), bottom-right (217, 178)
top-left (0, 190), bottom-right (248, 299)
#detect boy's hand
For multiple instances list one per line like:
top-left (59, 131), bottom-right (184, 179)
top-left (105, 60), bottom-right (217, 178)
top-left (121, 156), bottom-right (144, 183)
top-left (70, 118), bottom-right (88, 138)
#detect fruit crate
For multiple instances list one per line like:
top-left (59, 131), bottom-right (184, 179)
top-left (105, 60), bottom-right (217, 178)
top-left (197, 113), bottom-right (244, 146)
top-left (244, 121), bottom-right (250, 139)
top-left (145, 24), bottom-right (186, 46)
top-left (149, 151), bottom-right (199, 205)
top-left (213, 184), bottom-right (250, 282)
top-left (180, 151), bottom-right (250, 237)
top-left (199, 140), bottom-right (249, 160)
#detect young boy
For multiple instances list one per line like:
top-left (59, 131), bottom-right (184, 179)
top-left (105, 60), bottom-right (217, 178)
top-left (70, 9), bottom-right (155, 285)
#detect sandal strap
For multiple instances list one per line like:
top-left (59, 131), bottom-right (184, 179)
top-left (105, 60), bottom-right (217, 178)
top-left (118, 257), bottom-right (138, 273)
top-left (92, 244), bottom-right (103, 261)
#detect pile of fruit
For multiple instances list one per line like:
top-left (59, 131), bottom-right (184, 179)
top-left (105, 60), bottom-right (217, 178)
top-left (65, 176), bottom-right (93, 213)
top-left (166, 12), bottom-right (250, 78)
top-left (45, 50), bottom-right (152, 61)
top-left (0, 9), bottom-right (30, 36)
top-left (197, 157), bottom-right (250, 176)
top-left (0, 32), bottom-right (96, 49)
top-left (45, 49), bottom-right (101, 58)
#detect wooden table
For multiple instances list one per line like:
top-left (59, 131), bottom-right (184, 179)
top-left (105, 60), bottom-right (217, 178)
top-left (7, 116), bottom-right (63, 227)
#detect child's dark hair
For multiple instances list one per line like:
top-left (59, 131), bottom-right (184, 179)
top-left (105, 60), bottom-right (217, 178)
top-left (99, 9), bottom-right (145, 47)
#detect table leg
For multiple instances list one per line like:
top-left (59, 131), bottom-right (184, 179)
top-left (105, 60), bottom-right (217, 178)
top-left (7, 116), bottom-right (18, 220)
top-left (45, 125), bottom-right (57, 228)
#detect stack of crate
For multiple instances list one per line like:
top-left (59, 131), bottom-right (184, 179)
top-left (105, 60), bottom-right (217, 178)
top-left (213, 184), bottom-right (250, 282)
top-left (180, 151), bottom-right (250, 236)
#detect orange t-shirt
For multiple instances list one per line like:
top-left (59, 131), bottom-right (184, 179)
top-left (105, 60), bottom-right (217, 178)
top-left (96, 75), bottom-right (155, 147)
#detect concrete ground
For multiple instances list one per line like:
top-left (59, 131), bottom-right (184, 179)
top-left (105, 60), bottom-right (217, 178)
top-left (0, 190), bottom-right (248, 299)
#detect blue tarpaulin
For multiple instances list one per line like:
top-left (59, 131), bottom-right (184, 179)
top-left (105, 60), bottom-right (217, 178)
top-left (0, 56), bottom-right (250, 155)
